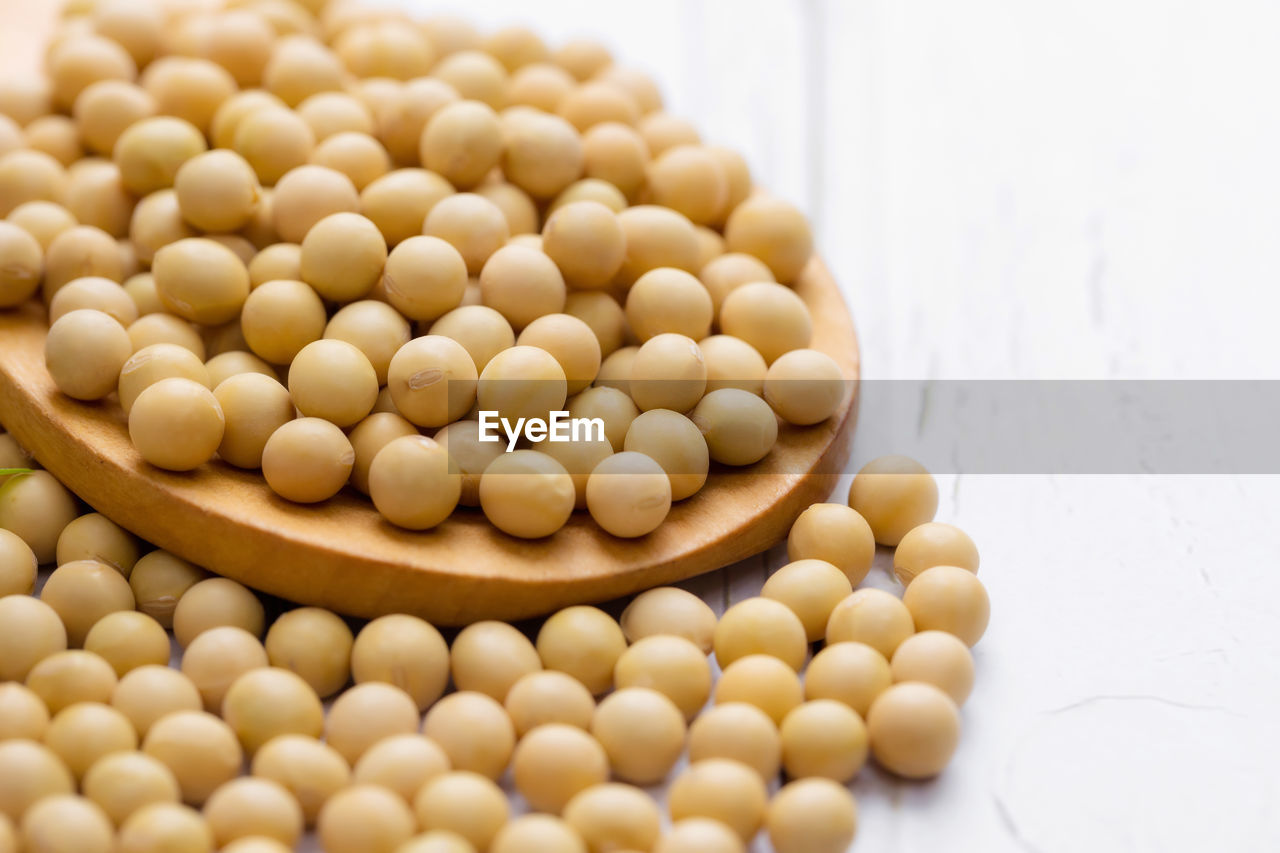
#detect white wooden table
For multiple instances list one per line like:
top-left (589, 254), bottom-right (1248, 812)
top-left (417, 1), bottom-right (1280, 850)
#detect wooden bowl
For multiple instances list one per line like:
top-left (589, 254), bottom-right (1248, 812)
top-left (0, 258), bottom-right (858, 624)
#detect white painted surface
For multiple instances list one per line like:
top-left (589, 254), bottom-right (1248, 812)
top-left (391, 1), bottom-right (1280, 850)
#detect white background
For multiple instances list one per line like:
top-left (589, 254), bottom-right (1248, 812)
top-left (394, 1), bottom-right (1280, 851)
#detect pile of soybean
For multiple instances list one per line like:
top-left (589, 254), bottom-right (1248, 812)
top-left (0, 438), bottom-right (990, 853)
top-left (0, 0), bottom-right (847, 541)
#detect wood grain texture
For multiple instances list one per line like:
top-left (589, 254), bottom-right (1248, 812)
top-left (0, 258), bottom-right (859, 624)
